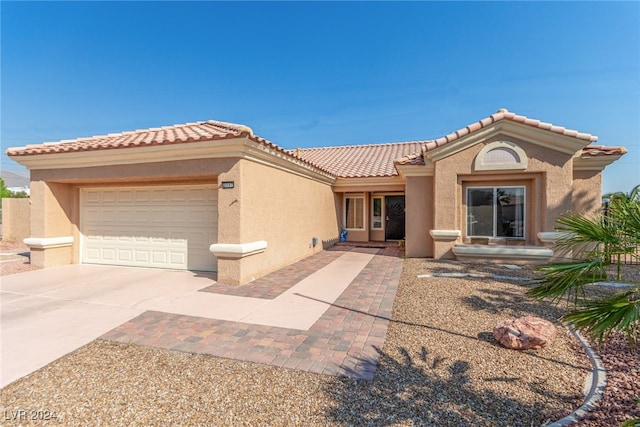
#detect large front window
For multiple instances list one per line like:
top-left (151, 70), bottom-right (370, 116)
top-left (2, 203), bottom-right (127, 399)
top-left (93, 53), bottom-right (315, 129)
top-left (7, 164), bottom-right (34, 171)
top-left (467, 186), bottom-right (525, 238)
top-left (345, 196), bottom-right (365, 230)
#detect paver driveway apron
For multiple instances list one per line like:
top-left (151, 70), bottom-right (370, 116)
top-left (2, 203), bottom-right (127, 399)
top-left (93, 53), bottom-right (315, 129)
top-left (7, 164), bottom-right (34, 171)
top-left (1, 250), bottom-right (376, 387)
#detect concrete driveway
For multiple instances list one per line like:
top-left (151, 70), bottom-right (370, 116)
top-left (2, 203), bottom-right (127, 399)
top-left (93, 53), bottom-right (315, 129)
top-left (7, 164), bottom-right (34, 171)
top-left (0, 265), bottom-right (215, 388)
top-left (0, 250), bottom-right (377, 387)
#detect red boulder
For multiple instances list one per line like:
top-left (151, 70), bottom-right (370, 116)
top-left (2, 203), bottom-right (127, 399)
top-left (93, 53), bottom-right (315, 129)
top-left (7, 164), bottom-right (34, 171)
top-left (493, 316), bottom-right (557, 350)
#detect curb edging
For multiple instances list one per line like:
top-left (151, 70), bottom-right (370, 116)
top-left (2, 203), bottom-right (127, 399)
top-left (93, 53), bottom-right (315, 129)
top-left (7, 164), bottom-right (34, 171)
top-left (546, 327), bottom-right (607, 426)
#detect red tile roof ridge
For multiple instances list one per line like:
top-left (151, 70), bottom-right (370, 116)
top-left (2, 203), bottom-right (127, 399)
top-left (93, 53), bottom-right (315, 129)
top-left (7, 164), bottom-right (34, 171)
top-left (422, 109), bottom-right (599, 151)
top-left (297, 140), bottom-right (429, 151)
top-left (32, 119), bottom-right (249, 146)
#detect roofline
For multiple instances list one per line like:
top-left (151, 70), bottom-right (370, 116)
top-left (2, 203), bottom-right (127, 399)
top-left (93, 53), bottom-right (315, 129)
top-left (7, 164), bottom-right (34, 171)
top-left (9, 135), bottom-right (337, 184)
top-left (7, 120), bottom-right (337, 179)
top-left (295, 140), bottom-right (428, 151)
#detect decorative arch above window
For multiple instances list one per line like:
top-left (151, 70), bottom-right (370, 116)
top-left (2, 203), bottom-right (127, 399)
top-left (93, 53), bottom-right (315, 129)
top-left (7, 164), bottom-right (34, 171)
top-left (474, 141), bottom-right (527, 171)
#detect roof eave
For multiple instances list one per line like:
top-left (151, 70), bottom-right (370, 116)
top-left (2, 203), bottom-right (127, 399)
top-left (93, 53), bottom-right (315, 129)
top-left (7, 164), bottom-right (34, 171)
top-left (573, 153), bottom-right (626, 171)
top-left (394, 160), bottom-right (434, 179)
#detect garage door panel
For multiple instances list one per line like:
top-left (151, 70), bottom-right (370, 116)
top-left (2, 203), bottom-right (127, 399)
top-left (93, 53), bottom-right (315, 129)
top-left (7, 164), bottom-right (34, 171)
top-left (134, 250), bottom-right (148, 263)
top-left (169, 252), bottom-right (186, 264)
top-left (102, 248), bottom-right (117, 262)
top-left (101, 190), bottom-right (117, 202)
top-left (117, 190), bottom-right (133, 202)
top-left (81, 185), bottom-right (217, 271)
top-left (85, 248), bottom-right (100, 262)
top-left (118, 249), bottom-right (133, 262)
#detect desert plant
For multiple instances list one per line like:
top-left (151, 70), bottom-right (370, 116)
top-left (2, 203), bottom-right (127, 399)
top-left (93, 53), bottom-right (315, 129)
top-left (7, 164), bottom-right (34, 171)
top-left (528, 190), bottom-right (640, 347)
top-left (603, 183), bottom-right (640, 203)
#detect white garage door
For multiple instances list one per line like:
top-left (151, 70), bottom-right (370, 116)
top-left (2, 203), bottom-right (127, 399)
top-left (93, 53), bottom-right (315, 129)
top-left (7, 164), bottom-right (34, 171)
top-left (81, 185), bottom-right (217, 271)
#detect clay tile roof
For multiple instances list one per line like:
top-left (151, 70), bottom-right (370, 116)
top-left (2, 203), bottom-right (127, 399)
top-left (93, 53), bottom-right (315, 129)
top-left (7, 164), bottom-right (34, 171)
top-left (420, 108), bottom-right (599, 154)
top-left (393, 109), bottom-right (625, 168)
top-left (394, 152), bottom-right (426, 166)
top-left (393, 143), bottom-right (627, 168)
top-left (6, 120), bottom-right (258, 156)
top-left (581, 145), bottom-right (628, 157)
top-left (7, 119), bottom-right (337, 177)
top-left (294, 141), bottom-right (424, 178)
top-left (396, 108), bottom-right (612, 165)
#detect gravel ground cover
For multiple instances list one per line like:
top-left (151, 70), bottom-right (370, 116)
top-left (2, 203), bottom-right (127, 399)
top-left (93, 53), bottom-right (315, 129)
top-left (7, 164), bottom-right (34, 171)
top-left (580, 265), bottom-right (640, 426)
top-left (581, 333), bottom-right (640, 426)
top-left (1, 250), bottom-right (638, 426)
top-left (0, 241), bottom-right (39, 275)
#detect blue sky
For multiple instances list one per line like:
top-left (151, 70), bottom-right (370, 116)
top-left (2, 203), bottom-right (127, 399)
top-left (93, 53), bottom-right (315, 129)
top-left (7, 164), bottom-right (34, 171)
top-left (2, 1), bottom-right (639, 194)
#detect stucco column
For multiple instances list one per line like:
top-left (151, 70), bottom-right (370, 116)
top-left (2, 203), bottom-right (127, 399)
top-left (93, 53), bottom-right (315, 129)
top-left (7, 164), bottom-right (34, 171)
top-left (215, 161), bottom-right (244, 285)
top-left (432, 164), bottom-right (459, 259)
top-left (405, 176), bottom-right (433, 257)
top-left (27, 181), bottom-right (74, 267)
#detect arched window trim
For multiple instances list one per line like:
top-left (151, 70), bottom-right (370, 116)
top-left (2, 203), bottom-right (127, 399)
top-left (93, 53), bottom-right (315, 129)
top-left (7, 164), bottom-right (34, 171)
top-left (474, 141), bottom-right (528, 171)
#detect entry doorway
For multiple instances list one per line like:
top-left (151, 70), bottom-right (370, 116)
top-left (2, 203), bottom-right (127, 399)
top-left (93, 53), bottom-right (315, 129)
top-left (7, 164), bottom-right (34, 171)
top-left (385, 196), bottom-right (405, 241)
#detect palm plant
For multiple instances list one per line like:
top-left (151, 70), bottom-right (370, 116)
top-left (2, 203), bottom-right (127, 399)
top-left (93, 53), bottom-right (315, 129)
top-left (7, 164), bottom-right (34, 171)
top-left (603, 183), bottom-right (640, 203)
top-left (528, 188), bottom-right (640, 347)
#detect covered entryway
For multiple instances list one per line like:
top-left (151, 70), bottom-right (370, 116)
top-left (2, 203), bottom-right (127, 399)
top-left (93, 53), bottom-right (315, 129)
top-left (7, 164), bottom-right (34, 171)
top-left (81, 185), bottom-right (217, 271)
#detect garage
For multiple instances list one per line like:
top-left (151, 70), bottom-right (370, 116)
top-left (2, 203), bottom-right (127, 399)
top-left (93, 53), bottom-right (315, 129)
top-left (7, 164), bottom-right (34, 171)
top-left (81, 185), bottom-right (217, 271)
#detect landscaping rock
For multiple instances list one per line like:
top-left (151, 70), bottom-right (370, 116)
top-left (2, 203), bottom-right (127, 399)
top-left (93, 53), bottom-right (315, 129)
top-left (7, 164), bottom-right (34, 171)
top-left (493, 316), bottom-right (557, 350)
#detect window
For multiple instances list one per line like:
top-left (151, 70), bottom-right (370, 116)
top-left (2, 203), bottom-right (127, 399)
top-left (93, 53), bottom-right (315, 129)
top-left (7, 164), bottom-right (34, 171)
top-left (467, 186), bottom-right (525, 238)
top-left (474, 141), bottom-right (527, 171)
top-left (372, 197), bottom-right (383, 230)
top-left (345, 196), bottom-right (365, 230)
top-left (484, 147), bottom-right (520, 164)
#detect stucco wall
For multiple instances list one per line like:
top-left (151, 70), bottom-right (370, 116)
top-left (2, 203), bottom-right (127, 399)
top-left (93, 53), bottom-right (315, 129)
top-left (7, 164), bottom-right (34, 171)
top-left (572, 170), bottom-right (602, 215)
top-left (1, 198), bottom-right (31, 242)
top-left (405, 175), bottom-right (433, 257)
top-left (27, 181), bottom-right (75, 266)
top-left (222, 158), bottom-right (339, 284)
top-left (26, 155), bottom-right (338, 283)
top-left (431, 134), bottom-right (574, 258)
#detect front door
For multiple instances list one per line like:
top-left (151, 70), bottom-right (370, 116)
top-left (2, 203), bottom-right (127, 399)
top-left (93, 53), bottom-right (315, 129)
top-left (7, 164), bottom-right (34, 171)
top-left (385, 196), bottom-right (405, 240)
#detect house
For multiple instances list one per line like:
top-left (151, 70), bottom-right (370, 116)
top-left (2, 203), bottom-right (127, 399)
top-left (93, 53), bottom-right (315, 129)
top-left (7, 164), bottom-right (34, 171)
top-left (6, 109), bottom-right (626, 285)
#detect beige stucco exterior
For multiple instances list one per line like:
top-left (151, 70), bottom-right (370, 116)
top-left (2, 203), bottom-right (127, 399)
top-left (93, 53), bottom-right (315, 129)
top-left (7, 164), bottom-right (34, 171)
top-left (404, 175), bottom-right (433, 257)
top-left (572, 169), bottom-right (603, 215)
top-left (1, 198), bottom-right (31, 243)
top-left (216, 158), bottom-right (339, 284)
top-left (20, 140), bottom-right (339, 285)
top-left (8, 113), bottom-right (624, 284)
top-left (423, 132), bottom-right (586, 259)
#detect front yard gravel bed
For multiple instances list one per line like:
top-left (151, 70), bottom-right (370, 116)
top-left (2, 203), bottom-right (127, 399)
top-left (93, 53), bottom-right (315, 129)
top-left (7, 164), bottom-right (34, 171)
top-left (0, 241), bottom-right (39, 276)
top-left (2, 256), bottom-right (636, 425)
top-left (580, 332), bottom-right (640, 426)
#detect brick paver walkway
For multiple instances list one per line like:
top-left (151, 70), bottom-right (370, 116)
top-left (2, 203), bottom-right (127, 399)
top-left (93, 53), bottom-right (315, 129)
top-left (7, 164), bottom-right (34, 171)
top-left (199, 249), bottom-right (345, 299)
top-left (101, 245), bottom-right (404, 380)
